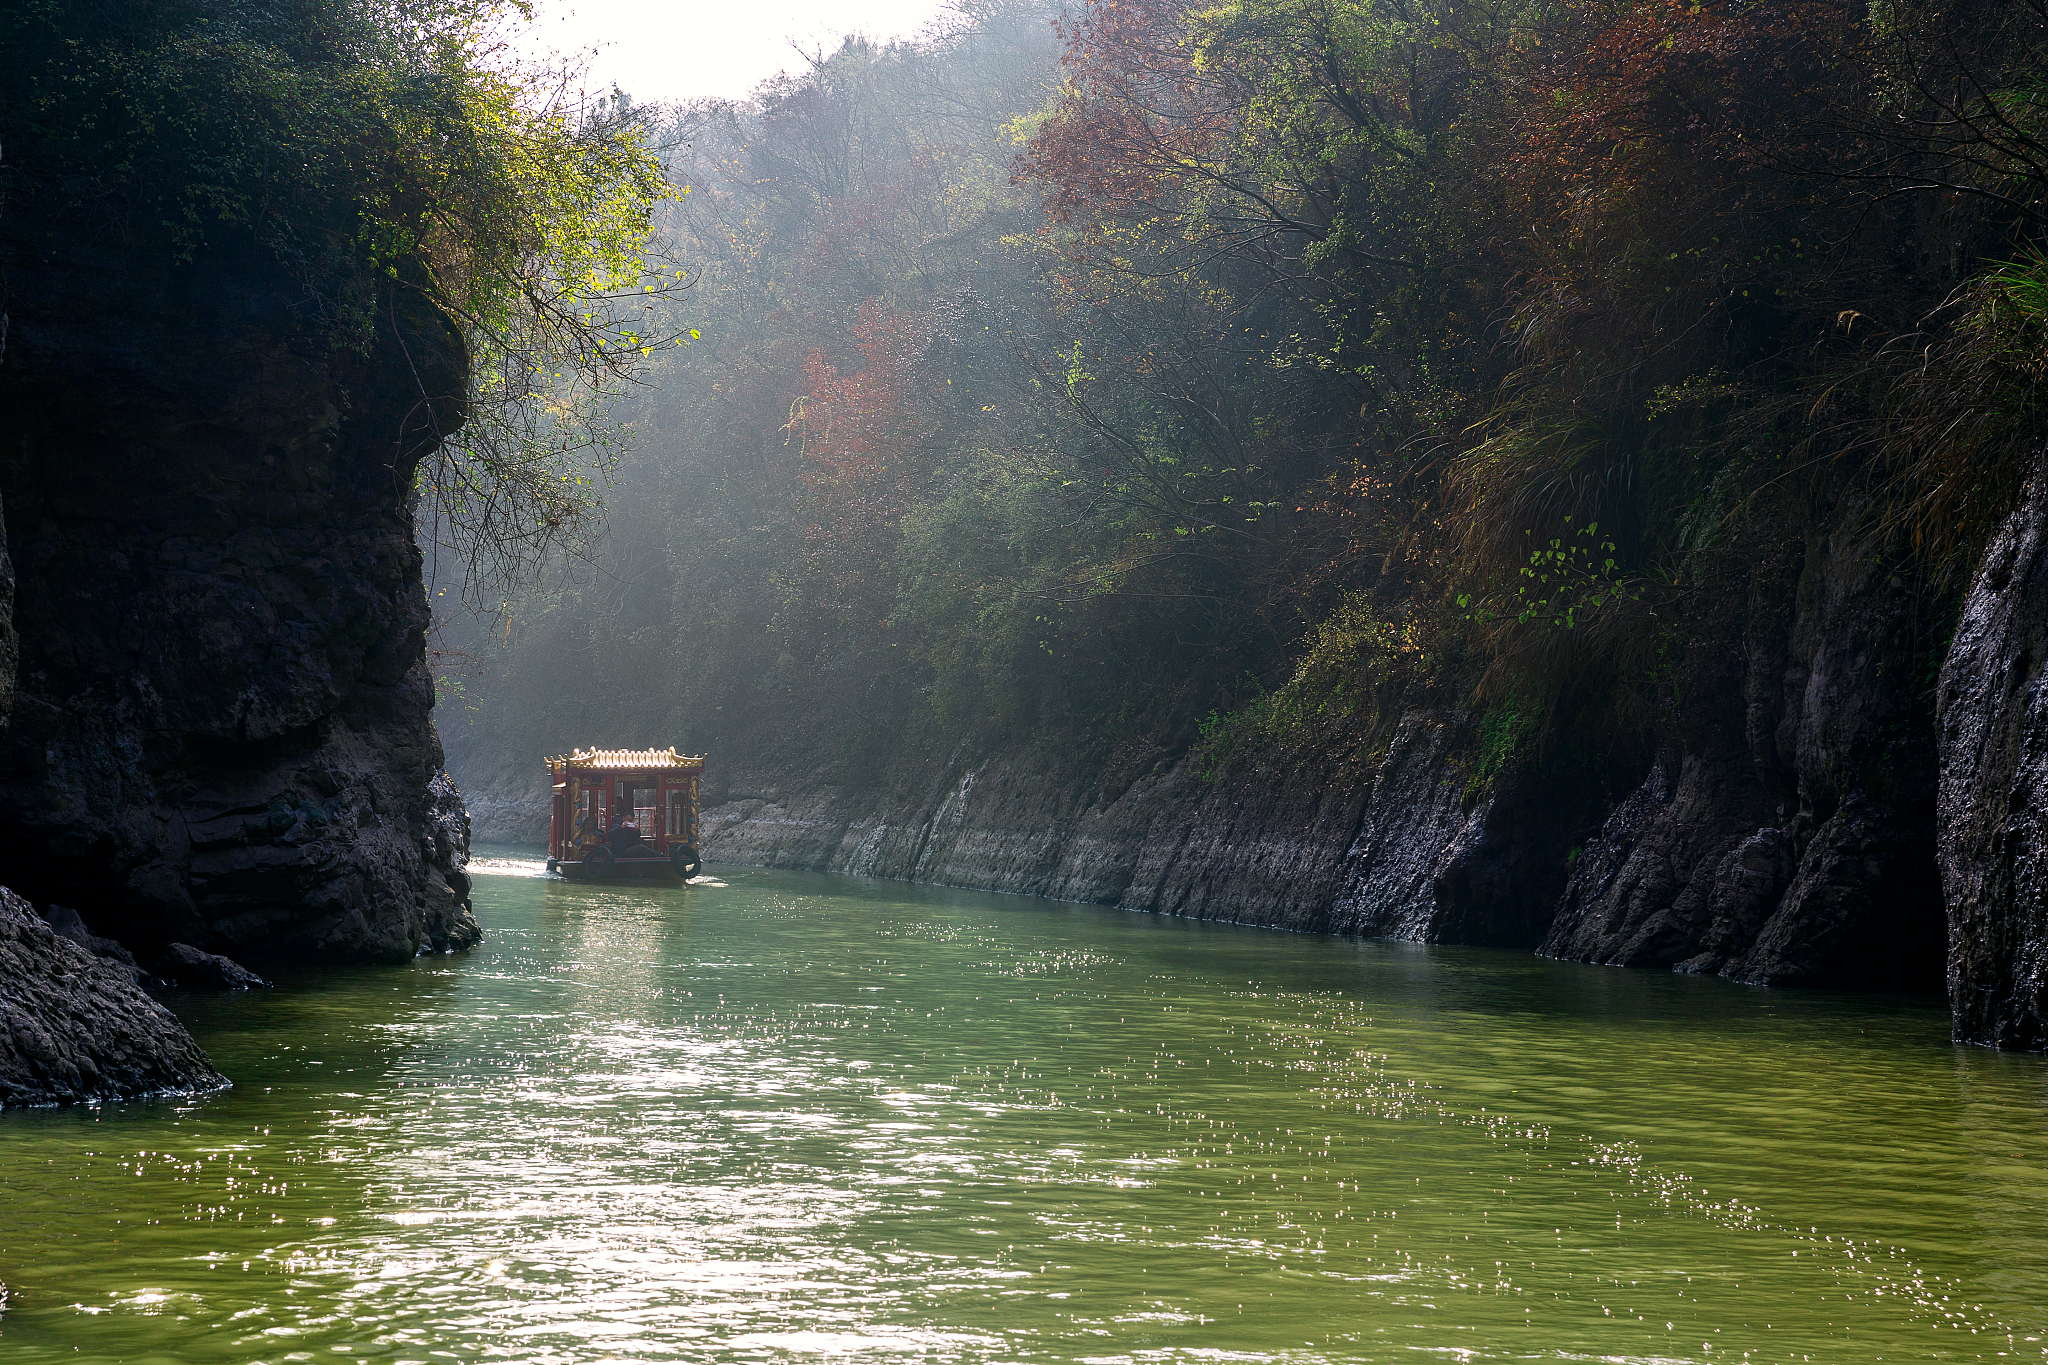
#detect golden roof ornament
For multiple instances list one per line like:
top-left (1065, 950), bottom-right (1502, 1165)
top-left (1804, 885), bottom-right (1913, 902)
top-left (544, 746), bottom-right (706, 770)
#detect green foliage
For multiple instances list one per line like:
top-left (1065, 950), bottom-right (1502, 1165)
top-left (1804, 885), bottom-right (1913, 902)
top-left (430, 667), bottom-right (483, 727)
top-left (1875, 245), bottom-right (2048, 560)
top-left (433, 0), bottom-right (2048, 813)
top-left (1986, 249), bottom-right (2048, 330)
top-left (1513, 523), bottom-right (1625, 629)
top-left (2, 0), bottom-right (685, 602)
top-left (1192, 595), bottom-right (1426, 778)
top-left (895, 462), bottom-right (1067, 731)
top-left (1466, 700), bottom-right (1539, 803)
top-left (1457, 520), bottom-right (1634, 631)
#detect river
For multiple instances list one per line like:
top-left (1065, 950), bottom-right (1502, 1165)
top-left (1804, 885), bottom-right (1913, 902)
top-left (2, 855), bottom-right (2045, 1363)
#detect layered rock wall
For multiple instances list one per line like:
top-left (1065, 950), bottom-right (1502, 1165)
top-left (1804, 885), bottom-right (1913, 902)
top-left (1540, 505), bottom-right (1946, 989)
top-left (461, 524), bottom-right (1945, 1004)
top-left (470, 708), bottom-right (1582, 948)
top-left (450, 477), bottom-right (2048, 1047)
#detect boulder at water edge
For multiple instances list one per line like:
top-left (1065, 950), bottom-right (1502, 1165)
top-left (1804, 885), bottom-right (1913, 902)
top-left (0, 886), bottom-right (227, 1106)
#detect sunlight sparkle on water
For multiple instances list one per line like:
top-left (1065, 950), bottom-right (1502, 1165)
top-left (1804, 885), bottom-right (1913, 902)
top-left (1, 858), bottom-right (2044, 1363)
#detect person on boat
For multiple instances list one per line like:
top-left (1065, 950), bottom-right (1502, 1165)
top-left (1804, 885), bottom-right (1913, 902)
top-left (610, 808), bottom-right (646, 855)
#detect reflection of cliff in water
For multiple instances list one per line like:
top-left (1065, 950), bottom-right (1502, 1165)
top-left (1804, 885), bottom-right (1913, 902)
top-left (1952, 1048), bottom-right (2048, 1320)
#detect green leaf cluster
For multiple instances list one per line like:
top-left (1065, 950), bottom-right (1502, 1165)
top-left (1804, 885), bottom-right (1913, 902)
top-left (2, 0), bottom-right (686, 602)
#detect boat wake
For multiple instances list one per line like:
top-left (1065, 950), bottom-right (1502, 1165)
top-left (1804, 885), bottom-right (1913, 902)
top-left (468, 854), bottom-right (726, 887)
top-left (467, 855), bottom-right (552, 879)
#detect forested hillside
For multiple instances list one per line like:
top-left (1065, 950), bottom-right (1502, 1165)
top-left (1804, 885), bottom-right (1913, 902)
top-left (442, 0), bottom-right (2048, 1032)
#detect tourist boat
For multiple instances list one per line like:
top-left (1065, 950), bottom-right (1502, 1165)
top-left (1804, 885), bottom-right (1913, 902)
top-left (544, 747), bottom-right (706, 882)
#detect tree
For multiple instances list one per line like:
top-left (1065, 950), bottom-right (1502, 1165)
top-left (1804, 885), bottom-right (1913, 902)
top-left (1, 0), bottom-right (691, 605)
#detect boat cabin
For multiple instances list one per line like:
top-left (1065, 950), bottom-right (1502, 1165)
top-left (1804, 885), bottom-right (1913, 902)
top-left (545, 746), bottom-right (706, 881)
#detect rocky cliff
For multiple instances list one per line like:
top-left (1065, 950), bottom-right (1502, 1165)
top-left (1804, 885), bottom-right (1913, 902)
top-left (1937, 453), bottom-right (2048, 1050)
top-left (0, 222), bottom-right (478, 973)
top-left (1540, 500), bottom-right (1947, 991)
top-left (460, 507), bottom-right (1937, 986)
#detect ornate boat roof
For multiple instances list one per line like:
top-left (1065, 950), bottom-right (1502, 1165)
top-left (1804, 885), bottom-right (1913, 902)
top-left (546, 746), bottom-right (705, 771)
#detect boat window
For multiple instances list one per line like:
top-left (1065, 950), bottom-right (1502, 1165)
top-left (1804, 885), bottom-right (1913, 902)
top-left (635, 785), bottom-right (657, 833)
top-left (667, 789), bottom-right (684, 837)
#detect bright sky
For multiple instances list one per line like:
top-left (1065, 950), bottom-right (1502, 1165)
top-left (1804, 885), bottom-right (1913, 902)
top-left (510, 0), bottom-right (962, 103)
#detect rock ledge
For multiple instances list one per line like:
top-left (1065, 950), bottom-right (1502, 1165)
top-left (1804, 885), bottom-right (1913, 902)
top-left (0, 887), bottom-right (227, 1107)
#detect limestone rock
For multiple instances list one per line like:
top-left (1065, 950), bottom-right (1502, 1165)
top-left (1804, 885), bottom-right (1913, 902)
top-left (41, 904), bottom-right (142, 977)
top-left (1543, 750), bottom-right (1777, 970)
top-left (1937, 454), bottom-right (2048, 1050)
top-left (1540, 502), bottom-right (1944, 989)
top-left (1330, 712), bottom-right (1481, 939)
top-left (0, 886), bottom-right (226, 1107)
top-left (0, 221), bottom-right (478, 966)
top-left (687, 708), bottom-right (1575, 946)
top-left (156, 943), bottom-right (269, 991)
top-left (425, 769), bottom-right (481, 948)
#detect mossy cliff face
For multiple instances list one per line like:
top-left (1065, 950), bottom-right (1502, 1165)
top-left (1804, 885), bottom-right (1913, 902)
top-left (0, 224), bottom-right (476, 965)
top-left (460, 708), bottom-right (1587, 950)
top-left (597, 490), bottom-right (1949, 991)
top-left (458, 468), bottom-right (2048, 1048)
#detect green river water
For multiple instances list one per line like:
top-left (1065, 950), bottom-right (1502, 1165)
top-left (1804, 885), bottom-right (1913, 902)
top-left (3, 854), bottom-right (2046, 1364)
